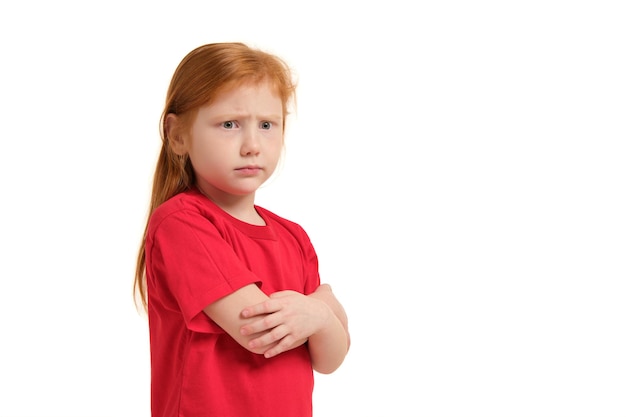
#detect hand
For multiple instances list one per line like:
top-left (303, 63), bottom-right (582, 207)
top-left (240, 290), bottom-right (331, 358)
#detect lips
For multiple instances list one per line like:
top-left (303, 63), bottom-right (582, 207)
top-left (235, 165), bottom-right (262, 175)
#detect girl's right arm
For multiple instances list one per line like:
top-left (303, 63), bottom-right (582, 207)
top-left (204, 282), bottom-right (350, 374)
top-left (238, 285), bottom-right (350, 374)
top-left (203, 283), bottom-right (285, 355)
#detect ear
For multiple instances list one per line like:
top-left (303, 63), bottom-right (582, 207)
top-left (165, 113), bottom-right (188, 156)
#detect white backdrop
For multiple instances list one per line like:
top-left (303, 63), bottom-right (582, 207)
top-left (0, 1), bottom-right (624, 416)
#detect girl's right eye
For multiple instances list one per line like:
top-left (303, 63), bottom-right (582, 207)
top-left (222, 121), bottom-right (237, 129)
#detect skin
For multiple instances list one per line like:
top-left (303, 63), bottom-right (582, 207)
top-left (166, 82), bottom-right (349, 374)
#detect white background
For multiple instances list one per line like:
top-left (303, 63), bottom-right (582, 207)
top-left (0, 1), bottom-right (624, 416)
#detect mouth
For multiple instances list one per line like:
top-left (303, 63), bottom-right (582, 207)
top-left (235, 165), bottom-right (262, 175)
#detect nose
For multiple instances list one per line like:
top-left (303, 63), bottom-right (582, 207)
top-left (241, 127), bottom-right (260, 156)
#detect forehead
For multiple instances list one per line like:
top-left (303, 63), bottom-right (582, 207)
top-left (218, 77), bottom-right (278, 97)
top-left (206, 81), bottom-right (283, 112)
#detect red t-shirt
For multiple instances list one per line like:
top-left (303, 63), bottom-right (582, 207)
top-left (145, 188), bottom-right (320, 417)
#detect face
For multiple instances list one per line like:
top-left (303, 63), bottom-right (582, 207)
top-left (175, 82), bottom-right (284, 204)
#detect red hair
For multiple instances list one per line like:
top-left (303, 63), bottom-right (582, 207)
top-left (134, 43), bottom-right (297, 310)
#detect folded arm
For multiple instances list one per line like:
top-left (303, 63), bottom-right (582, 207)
top-left (240, 283), bottom-right (350, 374)
top-left (203, 283), bottom-right (278, 355)
top-left (307, 283), bottom-right (351, 352)
top-left (203, 283), bottom-right (350, 374)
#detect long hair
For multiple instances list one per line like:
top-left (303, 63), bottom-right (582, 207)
top-left (133, 42), bottom-right (297, 311)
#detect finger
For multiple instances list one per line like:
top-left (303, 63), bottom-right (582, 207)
top-left (263, 334), bottom-right (299, 358)
top-left (240, 314), bottom-right (280, 336)
top-left (248, 324), bottom-right (288, 351)
top-left (241, 299), bottom-right (277, 318)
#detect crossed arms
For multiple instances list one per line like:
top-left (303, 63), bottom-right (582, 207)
top-left (204, 283), bottom-right (350, 374)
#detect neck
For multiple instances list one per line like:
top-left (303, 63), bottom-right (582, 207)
top-left (196, 184), bottom-right (265, 225)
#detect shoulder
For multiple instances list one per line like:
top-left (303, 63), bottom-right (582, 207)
top-left (150, 189), bottom-right (198, 222)
top-left (147, 189), bottom-right (222, 236)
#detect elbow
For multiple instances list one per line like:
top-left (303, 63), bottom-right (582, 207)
top-left (313, 357), bottom-right (345, 375)
top-left (309, 325), bottom-right (350, 374)
top-left (310, 337), bottom-right (349, 375)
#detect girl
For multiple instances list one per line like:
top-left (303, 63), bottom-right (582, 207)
top-left (134, 42), bottom-right (350, 417)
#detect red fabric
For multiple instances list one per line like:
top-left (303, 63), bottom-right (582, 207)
top-left (145, 188), bottom-right (319, 417)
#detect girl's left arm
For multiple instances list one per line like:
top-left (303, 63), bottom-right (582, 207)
top-left (306, 284), bottom-right (351, 373)
top-left (308, 284), bottom-right (350, 351)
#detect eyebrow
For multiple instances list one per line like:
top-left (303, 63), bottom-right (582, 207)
top-left (213, 113), bottom-right (283, 121)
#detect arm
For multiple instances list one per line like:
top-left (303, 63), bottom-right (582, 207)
top-left (307, 284), bottom-right (351, 352)
top-left (203, 283), bottom-right (277, 355)
top-left (240, 283), bottom-right (350, 374)
top-left (304, 286), bottom-right (350, 374)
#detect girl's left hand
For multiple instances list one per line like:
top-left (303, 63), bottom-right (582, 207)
top-left (240, 290), bottom-right (331, 358)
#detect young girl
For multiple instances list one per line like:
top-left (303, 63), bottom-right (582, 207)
top-left (134, 42), bottom-right (350, 417)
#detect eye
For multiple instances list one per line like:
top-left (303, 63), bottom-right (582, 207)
top-left (222, 121), bottom-right (238, 129)
top-left (260, 121), bottom-right (272, 130)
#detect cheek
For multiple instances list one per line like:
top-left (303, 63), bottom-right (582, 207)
top-left (188, 142), bottom-right (216, 171)
top-left (267, 132), bottom-right (284, 150)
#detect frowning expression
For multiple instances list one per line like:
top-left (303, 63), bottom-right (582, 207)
top-left (184, 82), bottom-right (284, 201)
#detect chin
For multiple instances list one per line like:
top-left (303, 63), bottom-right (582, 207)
top-left (229, 188), bottom-right (260, 197)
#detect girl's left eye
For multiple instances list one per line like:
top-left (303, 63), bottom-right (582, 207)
top-left (222, 121), bottom-right (237, 129)
top-left (260, 121), bottom-right (272, 130)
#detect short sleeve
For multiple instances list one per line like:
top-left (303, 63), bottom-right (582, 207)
top-left (298, 226), bottom-right (321, 296)
top-left (146, 208), bottom-right (261, 333)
